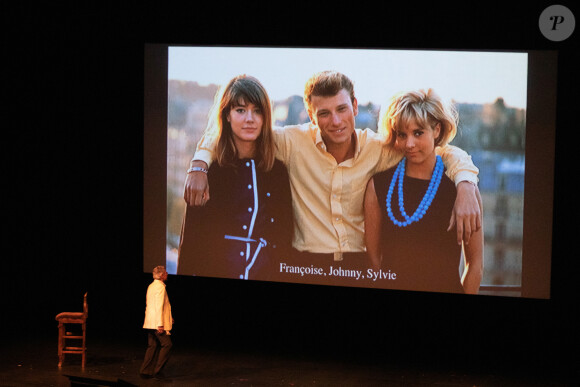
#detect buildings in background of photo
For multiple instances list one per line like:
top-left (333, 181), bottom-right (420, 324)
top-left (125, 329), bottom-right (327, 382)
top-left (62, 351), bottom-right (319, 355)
top-left (165, 80), bottom-right (525, 295)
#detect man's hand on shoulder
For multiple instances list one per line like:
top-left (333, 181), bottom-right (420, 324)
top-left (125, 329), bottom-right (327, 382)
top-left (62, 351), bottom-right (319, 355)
top-left (448, 181), bottom-right (482, 245)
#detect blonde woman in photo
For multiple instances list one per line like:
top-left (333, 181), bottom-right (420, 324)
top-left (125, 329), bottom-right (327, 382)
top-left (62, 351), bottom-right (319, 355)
top-left (364, 89), bottom-right (484, 294)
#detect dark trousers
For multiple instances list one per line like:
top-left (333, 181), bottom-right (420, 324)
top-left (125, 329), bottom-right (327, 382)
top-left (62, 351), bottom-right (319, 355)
top-left (140, 330), bottom-right (172, 376)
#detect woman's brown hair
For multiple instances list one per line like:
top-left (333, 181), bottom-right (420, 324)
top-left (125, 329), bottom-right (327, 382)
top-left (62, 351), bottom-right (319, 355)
top-left (206, 75), bottom-right (276, 171)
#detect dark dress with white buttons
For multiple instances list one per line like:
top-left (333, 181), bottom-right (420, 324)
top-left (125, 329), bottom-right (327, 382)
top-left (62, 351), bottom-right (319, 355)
top-left (177, 158), bottom-right (293, 281)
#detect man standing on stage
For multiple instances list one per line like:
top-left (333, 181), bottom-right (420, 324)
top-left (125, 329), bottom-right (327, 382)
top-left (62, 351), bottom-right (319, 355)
top-left (140, 266), bottom-right (173, 380)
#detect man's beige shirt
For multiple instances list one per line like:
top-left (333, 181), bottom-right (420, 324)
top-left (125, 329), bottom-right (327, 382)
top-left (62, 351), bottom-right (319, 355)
top-left (194, 123), bottom-right (478, 255)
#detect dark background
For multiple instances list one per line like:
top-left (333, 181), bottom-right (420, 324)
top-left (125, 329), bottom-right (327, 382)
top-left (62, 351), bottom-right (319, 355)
top-left (7, 1), bottom-right (578, 379)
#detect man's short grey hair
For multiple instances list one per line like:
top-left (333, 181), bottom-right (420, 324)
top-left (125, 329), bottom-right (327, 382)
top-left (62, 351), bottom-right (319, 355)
top-left (152, 266), bottom-right (166, 279)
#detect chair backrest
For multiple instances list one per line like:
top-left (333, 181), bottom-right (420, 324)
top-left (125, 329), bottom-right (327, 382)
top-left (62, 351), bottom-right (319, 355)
top-left (83, 292), bottom-right (88, 319)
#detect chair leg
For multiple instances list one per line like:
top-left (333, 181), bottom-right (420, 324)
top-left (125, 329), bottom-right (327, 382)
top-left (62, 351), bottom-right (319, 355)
top-left (82, 322), bottom-right (86, 369)
top-left (56, 320), bottom-right (86, 368)
top-left (57, 323), bottom-right (64, 368)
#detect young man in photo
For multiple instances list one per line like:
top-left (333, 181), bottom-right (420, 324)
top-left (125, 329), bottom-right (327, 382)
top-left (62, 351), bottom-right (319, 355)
top-left (184, 71), bottom-right (481, 285)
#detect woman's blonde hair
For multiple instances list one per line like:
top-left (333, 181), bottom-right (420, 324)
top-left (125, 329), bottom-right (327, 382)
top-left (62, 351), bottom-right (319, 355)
top-left (205, 75), bottom-right (276, 171)
top-left (378, 88), bottom-right (458, 147)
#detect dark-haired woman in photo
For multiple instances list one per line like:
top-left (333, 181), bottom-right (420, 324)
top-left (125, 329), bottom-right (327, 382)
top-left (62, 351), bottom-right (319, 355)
top-left (364, 89), bottom-right (483, 294)
top-left (177, 75), bottom-right (293, 281)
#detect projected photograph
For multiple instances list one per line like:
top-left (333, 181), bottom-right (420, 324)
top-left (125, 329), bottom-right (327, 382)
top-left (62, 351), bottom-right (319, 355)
top-left (163, 46), bottom-right (528, 297)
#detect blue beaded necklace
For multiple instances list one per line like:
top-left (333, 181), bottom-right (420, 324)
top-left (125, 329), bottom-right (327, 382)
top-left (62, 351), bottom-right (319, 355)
top-left (386, 155), bottom-right (444, 227)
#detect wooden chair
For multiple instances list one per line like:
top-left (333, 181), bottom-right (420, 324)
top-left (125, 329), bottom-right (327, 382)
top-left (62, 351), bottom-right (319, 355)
top-left (56, 292), bottom-right (88, 368)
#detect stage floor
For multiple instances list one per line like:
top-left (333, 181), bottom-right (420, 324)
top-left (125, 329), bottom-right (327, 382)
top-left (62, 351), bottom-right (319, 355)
top-left (1, 334), bottom-right (576, 386)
